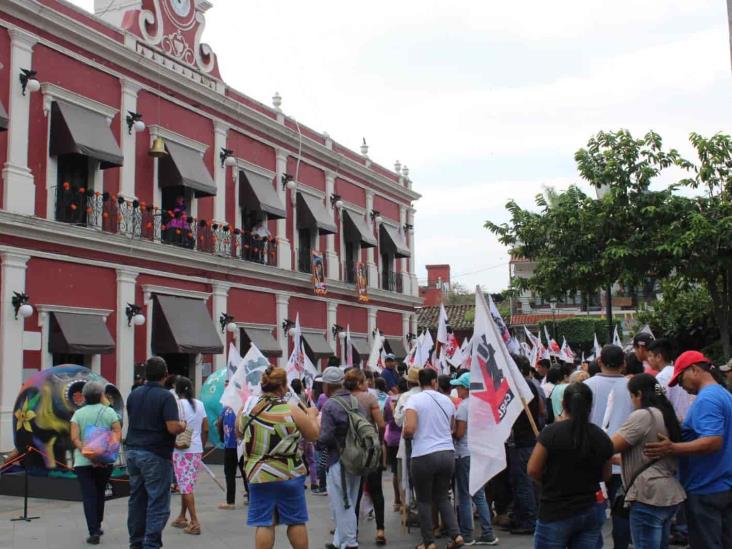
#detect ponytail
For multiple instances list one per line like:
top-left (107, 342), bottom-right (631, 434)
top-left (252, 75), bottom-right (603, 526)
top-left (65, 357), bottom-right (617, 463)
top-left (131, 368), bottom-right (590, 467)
top-left (562, 382), bottom-right (594, 458)
top-left (627, 373), bottom-right (681, 442)
top-left (175, 376), bottom-right (196, 411)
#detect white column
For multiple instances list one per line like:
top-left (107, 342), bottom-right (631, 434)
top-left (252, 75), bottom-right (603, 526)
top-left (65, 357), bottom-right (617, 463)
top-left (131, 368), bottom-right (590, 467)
top-left (325, 171), bottom-right (339, 280)
top-left (402, 312), bottom-right (410, 343)
top-left (2, 29), bottom-right (39, 215)
top-left (211, 282), bottom-right (229, 371)
top-left (213, 121), bottom-right (229, 222)
top-left (399, 206), bottom-right (410, 295)
top-left (326, 302), bottom-right (337, 353)
top-left (407, 208), bottom-right (418, 297)
top-left (410, 313), bottom-right (418, 338)
top-left (116, 269), bottom-right (138, 400)
top-left (365, 191), bottom-right (378, 288)
top-left (276, 294), bottom-right (290, 368)
top-left (120, 80), bottom-right (141, 199)
top-left (275, 149), bottom-right (292, 270)
top-left (367, 308), bottom-right (377, 344)
top-left (0, 252), bottom-right (30, 450)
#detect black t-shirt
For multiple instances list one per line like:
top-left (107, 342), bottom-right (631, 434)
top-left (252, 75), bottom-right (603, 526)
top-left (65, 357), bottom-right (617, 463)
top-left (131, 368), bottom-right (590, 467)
top-left (125, 383), bottom-right (179, 459)
top-left (537, 420), bottom-right (613, 522)
top-left (512, 379), bottom-right (541, 447)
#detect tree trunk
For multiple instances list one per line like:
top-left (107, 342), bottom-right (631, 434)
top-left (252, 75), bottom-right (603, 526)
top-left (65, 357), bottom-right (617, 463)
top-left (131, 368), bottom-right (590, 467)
top-left (709, 275), bottom-right (731, 358)
top-left (606, 284), bottom-right (614, 343)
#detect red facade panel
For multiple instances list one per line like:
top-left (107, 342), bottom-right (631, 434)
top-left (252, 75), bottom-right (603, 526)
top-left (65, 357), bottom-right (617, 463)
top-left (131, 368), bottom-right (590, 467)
top-left (374, 195), bottom-right (400, 222)
top-left (287, 157), bottom-right (324, 192)
top-left (337, 305), bottom-right (368, 334)
top-left (289, 297), bottom-right (326, 329)
top-left (377, 310), bottom-right (403, 336)
top-left (228, 288), bottom-right (276, 325)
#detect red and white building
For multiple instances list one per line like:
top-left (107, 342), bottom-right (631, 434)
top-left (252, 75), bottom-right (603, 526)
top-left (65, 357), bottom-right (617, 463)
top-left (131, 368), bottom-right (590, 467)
top-left (0, 0), bottom-right (420, 449)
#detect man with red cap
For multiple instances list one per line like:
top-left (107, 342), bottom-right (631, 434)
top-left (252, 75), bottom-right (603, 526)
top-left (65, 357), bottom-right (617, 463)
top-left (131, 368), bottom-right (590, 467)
top-left (645, 350), bottom-right (732, 548)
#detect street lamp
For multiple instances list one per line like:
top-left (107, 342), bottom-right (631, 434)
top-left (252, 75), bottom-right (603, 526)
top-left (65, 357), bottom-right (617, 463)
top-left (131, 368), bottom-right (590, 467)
top-left (219, 313), bottom-right (237, 334)
top-left (125, 303), bottom-right (145, 327)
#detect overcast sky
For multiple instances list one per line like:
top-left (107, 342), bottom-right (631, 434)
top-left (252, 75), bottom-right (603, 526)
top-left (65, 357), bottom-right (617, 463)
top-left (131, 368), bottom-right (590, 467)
top-left (71, 0), bottom-right (732, 292)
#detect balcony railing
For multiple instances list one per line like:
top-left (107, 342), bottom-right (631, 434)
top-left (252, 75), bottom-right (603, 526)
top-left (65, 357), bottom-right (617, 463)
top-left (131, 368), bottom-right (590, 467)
top-left (54, 188), bottom-right (277, 266)
top-left (345, 265), bottom-right (368, 286)
top-left (382, 271), bottom-right (404, 294)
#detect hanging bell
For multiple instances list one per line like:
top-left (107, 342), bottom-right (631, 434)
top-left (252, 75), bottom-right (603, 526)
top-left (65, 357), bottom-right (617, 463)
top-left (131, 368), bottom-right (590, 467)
top-left (148, 136), bottom-right (167, 158)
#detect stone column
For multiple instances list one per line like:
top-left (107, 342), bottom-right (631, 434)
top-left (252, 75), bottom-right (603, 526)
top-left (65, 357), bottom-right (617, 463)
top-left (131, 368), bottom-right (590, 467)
top-left (119, 80), bottom-right (140, 199)
top-left (365, 191), bottom-right (378, 288)
top-left (0, 252), bottom-right (30, 450)
top-left (116, 269), bottom-right (139, 400)
top-left (367, 308), bottom-right (377, 344)
top-left (326, 302), bottom-right (337, 353)
top-left (211, 282), bottom-right (230, 371)
top-left (325, 171), bottom-right (339, 280)
top-left (402, 312), bottom-right (410, 344)
top-left (276, 294), bottom-right (290, 368)
top-left (275, 149), bottom-right (292, 270)
top-left (407, 208), bottom-right (418, 297)
top-left (2, 29), bottom-right (39, 215)
top-left (213, 121), bottom-right (229, 222)
top-left (399, 206), bottom-right (410, 295)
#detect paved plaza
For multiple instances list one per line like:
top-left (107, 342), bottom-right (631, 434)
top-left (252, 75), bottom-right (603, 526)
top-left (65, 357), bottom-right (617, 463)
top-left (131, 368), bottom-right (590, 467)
top-left (0, 464), bottom-right (609, 549)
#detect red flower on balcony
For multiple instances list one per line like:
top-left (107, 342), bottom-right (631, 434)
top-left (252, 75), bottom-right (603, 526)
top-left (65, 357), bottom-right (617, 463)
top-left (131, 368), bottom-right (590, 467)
top-left (62, 181), bottom-right (70, 191)
top-left (146, 222), bottom-right (153, 229)
top-left (102, 212), bottom-right (109, 219)
top-left (79, 187), bottom-right (85, 194)
top-left (70, 203), bottom-right (78, 211)
top-left (86, 207), bottom-right (92, 214)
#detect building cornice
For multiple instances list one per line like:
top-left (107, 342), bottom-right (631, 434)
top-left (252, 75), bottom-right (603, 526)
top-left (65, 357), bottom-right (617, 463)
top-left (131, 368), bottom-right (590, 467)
top-left (36, 304), bottom-right (113, 319)
top-left (1, 1), bottom-right (421, 205)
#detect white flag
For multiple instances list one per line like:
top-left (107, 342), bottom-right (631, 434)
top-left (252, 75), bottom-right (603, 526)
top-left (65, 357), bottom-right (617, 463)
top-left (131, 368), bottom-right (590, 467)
top-left (367, 330), bottom-right (385, 373)
top-left (468, 289), bottom-right (534, 495)
top-left (613, 325), bottom-right (622, 347)
top-left (286, 314), bottom-right (320, 388)
top-left (437, 304), bottom-right (449, 345)
top-left (559, 337), bottom-right (575, 363)
top-left (220, 343), bottom-right (270, 412)
top-left (346, 325), bottom-right (353, 368)
top-left (226, 343), bottom-right (242, 382)
top-left (639, 324), bottom-right (655, 339)
top-left (414, 330), bottom-right (434, 368)
top-left (593, 333), bottom-right (602, 359)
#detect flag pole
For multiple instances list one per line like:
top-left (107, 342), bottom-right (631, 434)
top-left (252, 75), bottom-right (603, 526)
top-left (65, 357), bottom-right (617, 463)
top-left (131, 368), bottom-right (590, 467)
top-left (521, 397), bottom-right (540, 437)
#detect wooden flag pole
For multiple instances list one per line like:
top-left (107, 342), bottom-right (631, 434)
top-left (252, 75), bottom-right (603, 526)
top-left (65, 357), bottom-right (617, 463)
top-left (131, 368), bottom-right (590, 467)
top-left (522, 396), bottom-right (540, 437)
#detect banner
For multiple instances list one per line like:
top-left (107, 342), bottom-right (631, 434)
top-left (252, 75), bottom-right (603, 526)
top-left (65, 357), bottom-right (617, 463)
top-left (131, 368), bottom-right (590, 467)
top-left (468, 289), bottom-right (534, 495)
top-left (226, 342), bottom-right (242, 383)
top-left (220, 343), bottom-right (270, 413)
top-left (367, 330), bottom-right (385, 373)
top-left (356, 262), bottom-right (369, 303)
top-left (286, 315), bottom-right (320, 389)
top-left (613, 325), bottom-right (622, 347)
top-left (311, 251), bottom-right (327, 296)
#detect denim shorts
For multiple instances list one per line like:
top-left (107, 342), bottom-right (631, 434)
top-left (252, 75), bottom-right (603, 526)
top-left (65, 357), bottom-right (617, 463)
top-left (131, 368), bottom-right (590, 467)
top-left (247, 476), bottom-right (308, 527)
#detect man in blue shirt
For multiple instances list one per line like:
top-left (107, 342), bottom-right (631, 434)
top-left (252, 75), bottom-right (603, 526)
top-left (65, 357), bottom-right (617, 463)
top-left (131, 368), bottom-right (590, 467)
top-left (645, 351), bottom-right (732, 548)
top-left (125, 357), bottom-right (186, 549)
top-left (380, 354), bottom-right (399, 393)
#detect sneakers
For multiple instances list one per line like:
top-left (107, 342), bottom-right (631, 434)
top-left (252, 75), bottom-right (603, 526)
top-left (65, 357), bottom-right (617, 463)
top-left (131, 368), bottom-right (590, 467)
top-left (475, 534), bottom-right (499, 545)
top-left (85, 535), bottom-right (100, 545)
top-left (312, 487), bottom-right (328, 496)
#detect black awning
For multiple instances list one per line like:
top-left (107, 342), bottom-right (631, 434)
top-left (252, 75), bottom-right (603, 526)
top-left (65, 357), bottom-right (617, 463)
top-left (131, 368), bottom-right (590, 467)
top-left (350, 336), bottom-right (370, 357)
top-left (380, 224), bottom-right (411, 258)
top-left (0, 100), bottom-right (8, 132)
top-left (343, 209), bottom-right (376, 248)
top-left (49, 101), bottom-right (123, 169)
top-left (152, 295), bottom-right (223, 355)
top-left (301, 332), bottom-right (334, 360)
top-left (159, 141), bottom-right (217, 197)
top-left (239, 168), bottom-right (286, 220)
top-left (297, 193), bottom-right (337, 235)
top-left (384, 336), bottom-right (407, 360)
top-left (49, 312), bottom-right (115, 355)
top-left (241, 326), bottom-right (282, 357)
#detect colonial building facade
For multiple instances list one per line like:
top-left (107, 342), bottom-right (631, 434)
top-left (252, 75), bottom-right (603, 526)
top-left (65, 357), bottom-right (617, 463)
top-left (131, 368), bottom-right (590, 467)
top-left (0, 0), bottom-right (420, 449)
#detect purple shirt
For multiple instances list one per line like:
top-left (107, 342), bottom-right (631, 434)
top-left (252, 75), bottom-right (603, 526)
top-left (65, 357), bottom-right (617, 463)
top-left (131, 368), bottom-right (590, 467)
top-left (383, 395), bottom-right (402, 447)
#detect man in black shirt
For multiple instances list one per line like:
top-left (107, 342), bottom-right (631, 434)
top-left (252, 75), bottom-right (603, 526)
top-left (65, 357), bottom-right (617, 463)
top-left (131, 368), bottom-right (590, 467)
top-left (125, 357), bottom-right (186, 549)
top-left (509, 355), bottom-right (542, 535)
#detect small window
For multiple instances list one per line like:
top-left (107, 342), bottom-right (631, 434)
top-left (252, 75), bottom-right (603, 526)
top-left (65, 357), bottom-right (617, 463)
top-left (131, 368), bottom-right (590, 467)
top-left (56, 154), bottom-right (91, 224)
top-left (52, 353), bottom-right (88, 367)
top-left (345, 241), bottom-right (356, 283)
top-left (161, 186), bottom-right (194, 248)
top-left (381, 252), bottom-right (394, 290)
top-left (298, 227), bottom-right (313, 273)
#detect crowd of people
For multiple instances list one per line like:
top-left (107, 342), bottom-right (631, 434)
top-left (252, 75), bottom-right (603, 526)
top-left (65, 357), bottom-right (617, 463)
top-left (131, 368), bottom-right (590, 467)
top-left (64, 333), bottom-right (732, 549)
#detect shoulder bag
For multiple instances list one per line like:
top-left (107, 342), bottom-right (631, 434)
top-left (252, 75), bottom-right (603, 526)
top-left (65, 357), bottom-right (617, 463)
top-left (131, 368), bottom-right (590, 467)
top-left (174, 400), bottom-right (193, 450)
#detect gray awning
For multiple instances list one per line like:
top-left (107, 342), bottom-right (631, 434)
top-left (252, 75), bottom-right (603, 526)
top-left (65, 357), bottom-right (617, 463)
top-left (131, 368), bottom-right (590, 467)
top-left (297, 193), bottom-right (337, 235)
top-left (380, 224), bottom-right (411, 258)
top-left (301, 331), bottom-right (334, 360)
top-left (159, 141), bottom-right (217, 198)
top-left (242, 326), bottom-right (282, 358)
top-left (239, 168), bottom-right (286, 220)
top-left (49, 312), bottom-right (115, 355)
top-left (343, 209), bottom-right (376, 248)
top-left (384, 336), bottom-right (407, 360)
top-left (350, 336), bottom-right (370, 357)
top-left (152, 295), bottom-right (223, 355)
top-left (49, 101), bottom-right (123, 169)
top-left (0, 100), bottom-right (7, 131)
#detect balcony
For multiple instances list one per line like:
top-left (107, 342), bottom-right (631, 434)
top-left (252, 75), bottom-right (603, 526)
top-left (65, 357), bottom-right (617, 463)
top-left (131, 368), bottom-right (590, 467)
top-left (382, 271), bottom-right (404, 294)
top-left (54, 188), bottom-right (278, 266)
top-left (345, 264), bottom-right (369, 286)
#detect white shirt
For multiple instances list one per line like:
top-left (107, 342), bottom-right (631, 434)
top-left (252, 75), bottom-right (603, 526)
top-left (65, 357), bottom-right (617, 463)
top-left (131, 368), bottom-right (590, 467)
top-left (175, 398), bottom-right (206, 454)
top-left (585, 374), bottom-right (633, 474)
top-left (404, 389), bottom-right (455, 458)
top-left (656, 365), bottom-right (693, 421)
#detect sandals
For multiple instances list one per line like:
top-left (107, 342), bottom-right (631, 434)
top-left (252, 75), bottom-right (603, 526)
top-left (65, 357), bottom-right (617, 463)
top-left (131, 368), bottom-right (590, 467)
top-left (183, 524), bottom-right (201, 535)
top-left (447, 536), bottom-right (465, 549)
top-left (170, 518), bottom-right (188, 529)
top-left (376, 532), bottom-right (387, 545)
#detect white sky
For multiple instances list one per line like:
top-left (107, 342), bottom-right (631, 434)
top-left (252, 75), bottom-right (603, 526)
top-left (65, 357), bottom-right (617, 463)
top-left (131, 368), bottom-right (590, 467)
top-left (70, 0), bottom-right (732, 292)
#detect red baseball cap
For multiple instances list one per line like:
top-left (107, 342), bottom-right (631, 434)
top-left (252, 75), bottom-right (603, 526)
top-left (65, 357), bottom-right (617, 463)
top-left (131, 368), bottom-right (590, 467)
top-left (669, 350), bottom-right (711, 387)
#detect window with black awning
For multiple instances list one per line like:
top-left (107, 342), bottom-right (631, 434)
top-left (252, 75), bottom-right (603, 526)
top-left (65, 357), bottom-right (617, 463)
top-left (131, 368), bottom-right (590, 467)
top-left (158, 141), bottom-right (216, 198)
top-left (241, 326), bottom-right (282, 358)
top-left (384, 336), bottom-right (408, 360)
top-left (297, 192), bottom-right (337, 235)
top-left (50, 101), bottom-right (123, 169)
top-left (350, 335), bottom-right (370, 361)
top-left (343, 209), bottom-right (376, 248)
top-left (301, 331), bottom-right (334, 362)
top-left (49, 312), bottom-right (115, 355)
top-left (152, 295), bottom-right (223, 355)
top-left (239, 168), bottom-right (286, 223)
top-left (379, 223), bottom-right (411, 258)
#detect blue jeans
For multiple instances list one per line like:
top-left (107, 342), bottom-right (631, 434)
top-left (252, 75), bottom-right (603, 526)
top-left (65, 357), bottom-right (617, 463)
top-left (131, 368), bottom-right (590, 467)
top-left (509, 445), bottom-right (537, 530)
top-left (685, 490), bottom-right (732, 549)
top-left (455, 456), bottom-right (495, 541)
top-left (629, 502), bottom-right (677, 549)
top-left (126, 449), bottom-right (173, 549)
top-left (607, 474), bottom-right (632, 549)
top-left (534, 502), bottom-right (607, 549)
